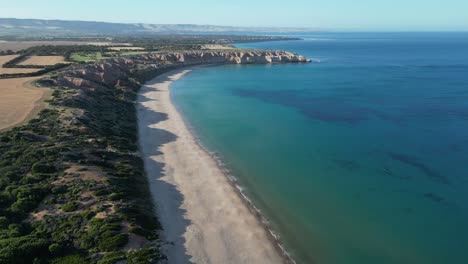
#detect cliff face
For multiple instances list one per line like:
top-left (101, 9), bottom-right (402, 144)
top-left (49, 50), bottom-right (310, 89)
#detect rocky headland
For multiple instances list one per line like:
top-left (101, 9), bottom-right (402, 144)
top-left (46, 50), bottom-right (311, 90)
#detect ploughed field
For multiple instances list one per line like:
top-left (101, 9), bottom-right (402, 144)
top-left (0, 68), bottom-right (41, 74)
top-left (0, 55), bottom-right (53, 130)
top-left (108, 46), bottom-right (145, 51)
top-left (18, 55), bottom-right (67, 66)
top-left (0, 40), bottom-right (131, 52)
top-left (0, 54), bottom-right (19, 64)
top-left (0, 54), bottom-right (42, 74)
top-left (0, 77), bottom-right (50, 131)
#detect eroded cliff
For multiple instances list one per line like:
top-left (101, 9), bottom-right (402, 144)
top-left (46, 50), bottom-right (311, 90)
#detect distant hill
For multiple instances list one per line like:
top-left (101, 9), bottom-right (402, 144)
top-left (0, 18), bottom-right (314, 36)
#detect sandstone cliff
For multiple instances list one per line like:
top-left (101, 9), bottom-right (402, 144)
top-left (47, 50), bottom-right (310, 90)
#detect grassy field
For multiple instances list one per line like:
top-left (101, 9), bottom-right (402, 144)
top-left (0, 77), bottom-right (51, 131)
top-left (70, 52), bottom-right (106, 62)
top-left (70, 51), bottom-right (152, 62)
top-left (111, 51), bottom-right (152, 56)
top-left (18, 55), bottom-right (67, 66)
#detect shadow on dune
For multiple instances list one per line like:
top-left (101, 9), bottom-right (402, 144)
top-left (137, 77), bottom-right (194, 264)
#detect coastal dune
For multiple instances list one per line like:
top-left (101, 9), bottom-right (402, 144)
top-left (138, 69), bottom-right (285, 264)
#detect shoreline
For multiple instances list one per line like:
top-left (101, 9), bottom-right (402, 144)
top-left (169, 67), bottom-right (298, 264)
top-left (137, 67), bottom-right (293, 264)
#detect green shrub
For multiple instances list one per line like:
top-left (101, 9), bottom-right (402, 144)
top-left (48, 243), bottom-right (63, 255)
top-left (49, 254), bottom-right (87, 264)
top-left (7, 223), bottom-right (24, 237)
top-left (7, 184), bottom-right (49, 214)
top-left (81, 210), bottom-right (96, 220)
top-left (108, 192), bottom-right (123, 201)
top-left (32, 163), bottom-right (57, 174)
top-left (0, 217), bottom-right (8, 228)
top-left (127, 247), bottom-right (162, 264)
top-left (98, 233), bottom-right (128, 252)
top-left (0, 235), bottom-right (49, 264)
top-left (97, 251), bottom-right (126, 264)
top-left (61, 202), bottom-right (79, 212)
top-left (129, 226), bottom-right (146, 236)
top-left (94, 189), bottom-right (110, 196)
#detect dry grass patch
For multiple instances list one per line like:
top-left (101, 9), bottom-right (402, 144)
top-left (18, 55), bottom-right (67, 66)
top-left (0, 54), bottom-right (20, 65)
top-left (0, 68), bottom-right (41, 74)
top-left (0, 77), bottom-right (51, 131)
top-left (122, 223), bottom-right (151, 250)
top-left (85, 42), bottom-right (132, 46)
top-left (64, 165), bottom-right (106, 182)
top-left (1, 55), bottom-right (42, 74)
top-left (108, 46), bottom-right (145, 51)
top-left (201, 44), bottom-right (236, 50)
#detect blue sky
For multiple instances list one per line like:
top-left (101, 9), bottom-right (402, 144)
top-left (1, 0), bottom-right (467, 31)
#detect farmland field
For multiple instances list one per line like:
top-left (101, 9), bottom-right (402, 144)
top-left (0, 68), bottom-right (41, 74)
top-left (0, 77), bottom-right (51, 131)
top-left (18, 55), bottom-right (67, 65)
top-left (108, 46), bottom-right (145, 51)
top-left (201, 44), bottom-right (235, 49)
top-left (0, 55), bottom-right (19, 65)
top-left (1, 55), bottom-right (42, 74)
top-left (0, 41), bottom-right (131, 51)
top-left (0, 54), bottom-right (40, 74)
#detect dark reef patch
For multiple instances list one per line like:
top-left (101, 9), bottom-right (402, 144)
top-left (424, 192), bottom-right (445, 203)
top-left (231, 88), bottom-right (377, 124)
top-left (387, 152), bottom-right (449, 184)
top-left (333, 159), bottom-right (361, 171)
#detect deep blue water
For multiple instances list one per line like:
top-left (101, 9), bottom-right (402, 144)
top-left (171, 33), bottom-right (468, 264)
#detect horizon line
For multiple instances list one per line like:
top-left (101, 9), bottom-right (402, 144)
top-left (1, 17), bottom-right (467, 33)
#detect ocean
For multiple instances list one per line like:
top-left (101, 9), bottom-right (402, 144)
top-left (170, 32), bottom-right (468, 264)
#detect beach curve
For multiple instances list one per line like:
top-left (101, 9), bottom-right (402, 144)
top-left (137, 68), bottom-right (286, 264)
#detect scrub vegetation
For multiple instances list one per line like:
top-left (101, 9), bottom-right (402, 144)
top-left (0, 65), bottom-right (165, 263)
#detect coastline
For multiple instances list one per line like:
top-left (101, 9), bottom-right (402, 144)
top-left (137, 68), bottom-right (290, 264)
top-left (169, 67), bottom-right (298, 264)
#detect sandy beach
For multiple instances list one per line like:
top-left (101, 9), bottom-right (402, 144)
top-left (137, 69), bottom-right (285, 264)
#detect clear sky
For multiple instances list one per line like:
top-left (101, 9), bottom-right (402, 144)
top-left (1, 0), bottom-right (467, 31)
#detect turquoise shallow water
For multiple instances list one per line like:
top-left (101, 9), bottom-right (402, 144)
top-left (171, 33), bottom-right (468, 264)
